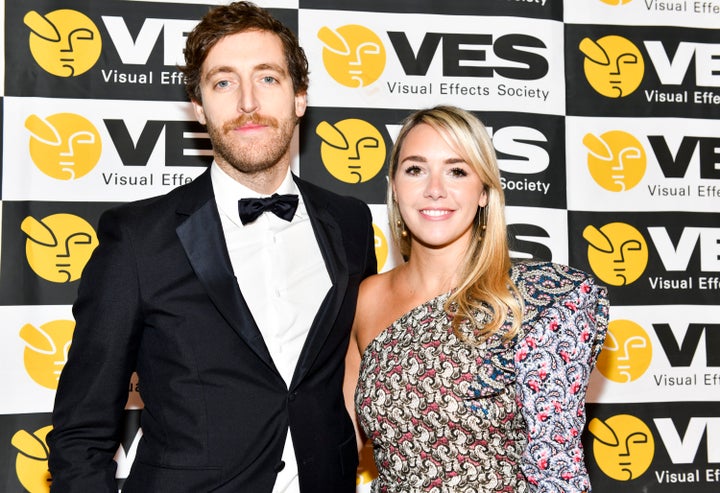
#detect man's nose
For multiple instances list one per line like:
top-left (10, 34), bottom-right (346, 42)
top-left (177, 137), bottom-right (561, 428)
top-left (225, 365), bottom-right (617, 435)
top-left (237, 81), bottom-right (258, 114)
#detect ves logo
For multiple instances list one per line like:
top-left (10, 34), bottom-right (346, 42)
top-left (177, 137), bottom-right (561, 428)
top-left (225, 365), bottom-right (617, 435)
top-left (596, 319), bottom-right (652, 383)
top-left (11, 426), bottom-right (53, 493)
top-left (579, 35), bottom-right (645, 97)
top-left (373, 224), bottom-right (389, 272)
top-left (26, 113), bottom-right (102, 180)
top-left (583, 131), bottom-right (647, 192)
top-left (318, 25), bottom-right (386, 88)
top-left (21, 214), bottom-right (99, 283)
top-left (589, 414), bottom-right (655, 481)
top-left (583, 222), bottom-right (649, 286)
top-left (316, 119), bottom-right (387, 184)
top-left (20, 320), bottom-right (75, 390)
top-left (24, 9), bottom-right (102, 77)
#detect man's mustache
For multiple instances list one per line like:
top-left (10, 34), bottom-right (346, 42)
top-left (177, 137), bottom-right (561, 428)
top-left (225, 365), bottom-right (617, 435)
top-left (223, 114), bottom-right (278, 132)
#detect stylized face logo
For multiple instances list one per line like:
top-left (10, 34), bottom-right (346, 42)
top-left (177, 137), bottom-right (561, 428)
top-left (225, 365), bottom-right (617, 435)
top-left (596, 319), bottom-right (652, 383)
top-left (580, 35), bottom-right (644, 98)
top-left (319, 25), bottom-right (386, 88)
top-left (583, 222), bottom-right (648, 286)
top-left (583, 131), bottom-right (646, 192)
top-left (317, 119), bottom-right (387, 183)
top-left (24, 9), bottom-right (102, 77)
top-left (20, 320), bottom-right (75, 389)
top-left (12, 426), bottom-right (53, 493)
top-left (26, 113), bottom-right (102, 180)
top-left (21, 214), bottom-right (99, 283)
top-left (589, 415), bottom-right (655, 481)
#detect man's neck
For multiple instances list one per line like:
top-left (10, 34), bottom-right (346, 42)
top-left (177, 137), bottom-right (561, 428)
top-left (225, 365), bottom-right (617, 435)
top-left (216, 161), bottom-right (291, 195)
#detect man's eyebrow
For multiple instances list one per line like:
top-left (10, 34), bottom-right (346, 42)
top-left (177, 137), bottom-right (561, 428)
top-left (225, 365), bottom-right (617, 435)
top-left (203, 63), bottom-right (288, 80)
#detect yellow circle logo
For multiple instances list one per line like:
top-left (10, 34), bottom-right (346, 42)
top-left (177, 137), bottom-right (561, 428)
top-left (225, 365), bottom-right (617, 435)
top-left (20, 320), bottom-right (75, 390)
top-left (579, 35), bottom-right (644, 98)
top-left (373, 223), bottom-right (389, 272)
top-left (583, 130), bottom-right (646, 192)
top-left (596, 319), bottom-right (652, 383)
top-left (356, 445), bottom-right (378, 485)
top-left (11, 426), bottom-right (53, 493)
top-left (583, 222), bottom-right (648, 286)
top-left (25, 9), bottom-right (101, 77)
top-left (317, 119), bottom-right (387, 184)
top-left (26, 113), bottom-right (102, 180)
top-left (21, 213), bottom-right (99, 283)
top-left (589, 414), bottom-right (654, 481)
top-left (599, 0), bottom-right (633, 4)
top-left (318, 25), bottom-right (386, 88)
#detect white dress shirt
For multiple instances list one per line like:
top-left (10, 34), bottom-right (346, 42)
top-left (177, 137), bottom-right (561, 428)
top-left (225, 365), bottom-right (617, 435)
top-left (211, 162), bottom-right (331, 493)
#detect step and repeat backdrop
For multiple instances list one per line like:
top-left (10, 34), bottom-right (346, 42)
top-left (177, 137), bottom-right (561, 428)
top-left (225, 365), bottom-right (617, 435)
top-left (1, 0), bottom-right (719, 491)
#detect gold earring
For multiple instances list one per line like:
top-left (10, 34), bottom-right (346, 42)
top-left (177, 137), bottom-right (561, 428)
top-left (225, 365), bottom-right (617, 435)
top-left (397, 219), bottom-right (408, 238)
top-left (478, 206), bottom-right (487, 241)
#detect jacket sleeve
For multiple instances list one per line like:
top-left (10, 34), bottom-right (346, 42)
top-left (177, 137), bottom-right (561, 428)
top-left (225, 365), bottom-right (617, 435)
top-left (515, 273), bottom-right (609, 492)
top-left (48, 207), bottom-right (144, 492)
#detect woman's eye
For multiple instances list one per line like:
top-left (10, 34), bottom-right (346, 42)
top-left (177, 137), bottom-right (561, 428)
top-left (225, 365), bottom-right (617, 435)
top-left (404, 165), bottom-right (422, 175)
top-left (450, 167), bottom-right (468, 177)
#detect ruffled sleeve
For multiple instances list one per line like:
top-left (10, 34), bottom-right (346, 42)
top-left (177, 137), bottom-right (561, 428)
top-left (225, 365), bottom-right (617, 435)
top-left (513, 262), bottom-right (609, 492)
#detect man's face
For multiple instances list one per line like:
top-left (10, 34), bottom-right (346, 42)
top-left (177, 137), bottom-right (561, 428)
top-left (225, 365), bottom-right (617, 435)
top-left (192, 30), bottom-right (307, 177)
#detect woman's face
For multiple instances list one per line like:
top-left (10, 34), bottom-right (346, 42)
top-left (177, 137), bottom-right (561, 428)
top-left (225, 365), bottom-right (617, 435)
top-left (392, 123), bottom-right (487, 253)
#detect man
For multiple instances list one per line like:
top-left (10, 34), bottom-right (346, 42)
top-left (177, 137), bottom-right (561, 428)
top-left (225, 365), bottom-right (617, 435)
top-left (47, 2), bottom-right (377, 492)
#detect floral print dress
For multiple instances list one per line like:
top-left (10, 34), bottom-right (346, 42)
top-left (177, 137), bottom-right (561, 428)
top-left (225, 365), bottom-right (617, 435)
top-left (355, 261), bottom-right (609, 492)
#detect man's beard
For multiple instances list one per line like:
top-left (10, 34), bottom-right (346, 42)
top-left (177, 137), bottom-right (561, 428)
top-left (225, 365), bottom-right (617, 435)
top-left (207, 112), bottom-right (297, 174)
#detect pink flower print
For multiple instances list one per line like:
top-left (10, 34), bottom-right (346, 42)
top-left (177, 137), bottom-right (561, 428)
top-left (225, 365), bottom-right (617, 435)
top-left (527, 379), bottom-right (540, 392)
top-left (570, 380), bottom-right (581, 394)
top-left (559, 350), bottom-right (571, 363)
top-left (517, 346), bottom-right (529, 361)
top-left (553, 433), bottom-right (565, 444)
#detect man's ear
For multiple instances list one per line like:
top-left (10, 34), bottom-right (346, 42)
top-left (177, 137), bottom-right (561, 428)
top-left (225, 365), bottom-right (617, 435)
top-left (191, 99), bottom-right (206, 125)
top-left (295, 91), bottom-right (307, 118)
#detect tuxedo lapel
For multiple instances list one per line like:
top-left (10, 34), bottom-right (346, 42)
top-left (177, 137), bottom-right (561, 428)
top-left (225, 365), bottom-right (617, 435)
top-left (290, 179), bottom-right (349, 389)
top-left (175, 171), bottom-right (277, 374)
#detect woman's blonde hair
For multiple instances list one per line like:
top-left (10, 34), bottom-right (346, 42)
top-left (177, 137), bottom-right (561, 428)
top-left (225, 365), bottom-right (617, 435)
top-left (387, 105), bottom-right (523, 341)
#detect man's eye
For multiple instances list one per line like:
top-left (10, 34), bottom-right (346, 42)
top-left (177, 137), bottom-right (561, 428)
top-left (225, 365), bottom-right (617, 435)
top-left (215, 80), bottom-right (230, 89)
top-left (262, 76), bottom-right (277, 84)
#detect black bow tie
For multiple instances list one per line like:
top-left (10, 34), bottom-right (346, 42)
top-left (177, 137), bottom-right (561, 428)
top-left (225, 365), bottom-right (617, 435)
top-left (237, 194), bottom-right (299, 225)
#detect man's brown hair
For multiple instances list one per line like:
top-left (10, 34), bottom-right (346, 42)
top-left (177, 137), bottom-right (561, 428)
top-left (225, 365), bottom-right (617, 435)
top-left (181, 1), bottom-right (309, 103)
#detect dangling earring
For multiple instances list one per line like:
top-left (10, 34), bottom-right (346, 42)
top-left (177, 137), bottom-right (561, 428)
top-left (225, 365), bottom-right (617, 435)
top-left (478, 206), bottom-right (487, 241)
top-left (397, 219), bottom-right (408, 238)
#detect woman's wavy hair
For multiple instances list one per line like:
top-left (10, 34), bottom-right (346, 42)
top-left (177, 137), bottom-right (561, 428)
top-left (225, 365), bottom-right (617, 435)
top-left (387, 105), bottom-right (523, 341)
top-left (180, 1), bottom-right (309, 103)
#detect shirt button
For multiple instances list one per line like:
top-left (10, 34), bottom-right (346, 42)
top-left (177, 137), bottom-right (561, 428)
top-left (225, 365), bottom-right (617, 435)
top-left (288, 392), bottom-right (297, 401)
top-left (274, 461), bottom-right (285, 472)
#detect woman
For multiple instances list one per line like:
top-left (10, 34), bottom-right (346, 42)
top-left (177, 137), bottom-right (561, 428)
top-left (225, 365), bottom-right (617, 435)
top-left (344, 105), bottom-right (609, 492)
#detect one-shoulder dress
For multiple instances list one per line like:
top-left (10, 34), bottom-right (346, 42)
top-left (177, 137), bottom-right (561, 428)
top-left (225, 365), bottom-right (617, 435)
top-left (355, 261), bottom-right (609, 493)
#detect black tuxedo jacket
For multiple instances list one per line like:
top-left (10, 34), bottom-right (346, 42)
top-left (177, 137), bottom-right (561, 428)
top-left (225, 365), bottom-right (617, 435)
top-left (48, 169), bottom-right (377, 492)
